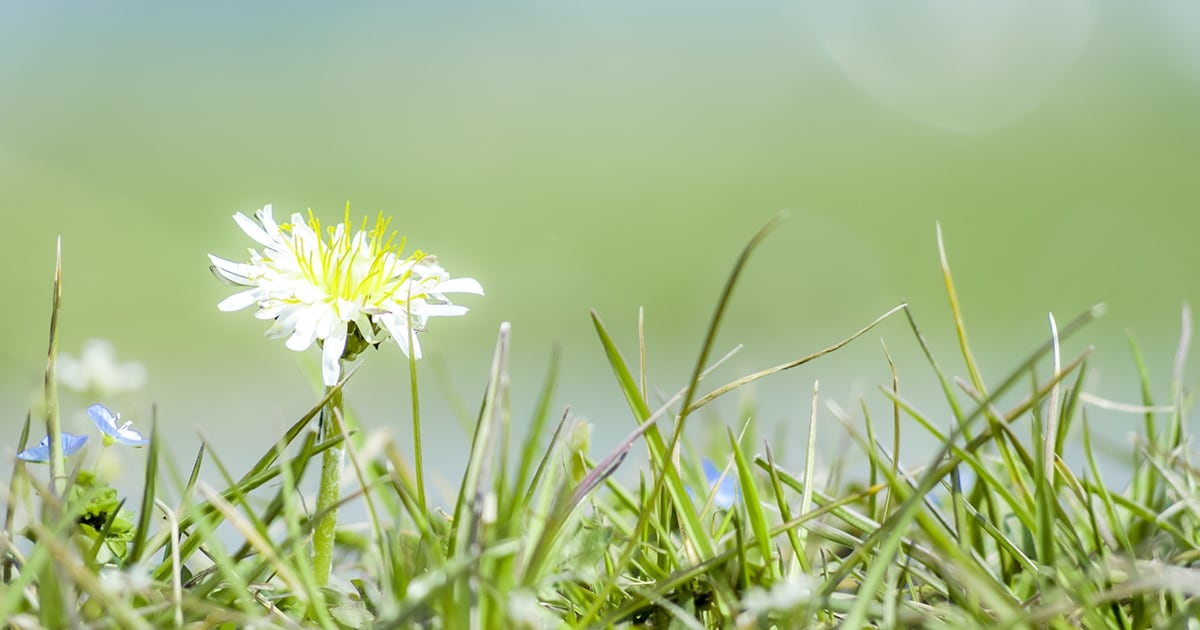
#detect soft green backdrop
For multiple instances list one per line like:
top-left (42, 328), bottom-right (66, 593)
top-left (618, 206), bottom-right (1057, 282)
top-left (2, 2), bottom-right (1197, 482)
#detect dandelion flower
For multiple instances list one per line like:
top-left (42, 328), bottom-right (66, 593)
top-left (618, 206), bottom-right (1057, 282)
top-left (209, 204), bottom-right (483, 386)
top-left (88, 403), bottom-right (149, 447)
top-left (18, 433), bottom-right (89, 463)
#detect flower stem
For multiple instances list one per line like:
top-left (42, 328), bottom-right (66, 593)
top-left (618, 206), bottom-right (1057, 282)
top-left (409, 349), bottom-right (428, 513)
top-left (312, 382), bottom-right (343, 587)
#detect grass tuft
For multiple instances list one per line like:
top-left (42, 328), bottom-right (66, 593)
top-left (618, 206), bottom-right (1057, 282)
top-left (3, 222), bottom-right (1198, 628)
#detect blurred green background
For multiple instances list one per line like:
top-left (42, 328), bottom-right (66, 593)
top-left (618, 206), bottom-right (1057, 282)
top-left (2, 2), bottom-right (1198, 482)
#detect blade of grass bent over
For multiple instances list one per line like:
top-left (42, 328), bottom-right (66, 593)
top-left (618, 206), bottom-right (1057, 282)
top-left (937, 222), bottom-right (985, 398)
top-left (937, 223), bottom-right (1022, 489)
top-left (1033, 315), bottom-right (1063, 573)
top-left (153, 498), bottom-right (186, 626)
top-left (685, 302), bottom-right (906, 415)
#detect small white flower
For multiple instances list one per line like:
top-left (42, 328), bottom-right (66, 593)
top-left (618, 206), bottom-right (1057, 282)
top-left (99, 564), bottom-right (153, 596)
top-left (57, 339), bottom-right (147, 395)
top-left (209, 205), bottom-right (483, 386)
top-left (740, 574), bottom-right (813, 616)
top-left (507, 590), bottom-right (562, 629)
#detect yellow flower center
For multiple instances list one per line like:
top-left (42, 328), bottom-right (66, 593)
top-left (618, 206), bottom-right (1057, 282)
top-left (282, 207), bottom-right (426, 309)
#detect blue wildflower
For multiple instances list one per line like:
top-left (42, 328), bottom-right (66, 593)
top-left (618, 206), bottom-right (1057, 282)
top-left (17, 433), bottom-right (89, 463)
top-left (701, 458), bottom-right (739, 510)
top-left (88, 404), bottom-right (149, 447)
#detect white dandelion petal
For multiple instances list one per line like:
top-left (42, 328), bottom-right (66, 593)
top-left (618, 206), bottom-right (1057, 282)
top-left (217, 289), bottom-right (261, 312)
top-left (256, 204), bottom-right (279, 234)
top-left (233, 212), bottom-right (276, 247)
top-left (266, 304), bottom-right (307, 339)
top-left (286, 310), bottom-right (321, 351)
top-left (208, 255), bottom-right (257, 284)
top-left (322, 324), bottom-right (348, 386)
top-left (378, 313), bottom-right (421, 359)
top-left (255, 301), bottom-right (286, 320)
top-left (404, 332), bottom-right (423, 360)
top-left (432, 277), bottom-right (485, 295)
top-left (416, 303), bottom-right (470, 317)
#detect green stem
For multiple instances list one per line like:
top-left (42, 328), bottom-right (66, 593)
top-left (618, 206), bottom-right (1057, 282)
top-left (37, 238), bottom-right (69, 629)
top-left (312, 381), bottom-right (344, 587)
top-left (409, 348), bottom-right (427, 513)
top-left (45, 237), bottom-right (66, 496)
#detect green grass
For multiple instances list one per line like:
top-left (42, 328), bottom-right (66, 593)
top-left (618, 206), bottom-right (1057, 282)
top-left (3, 220), bottom-right (1199, 629)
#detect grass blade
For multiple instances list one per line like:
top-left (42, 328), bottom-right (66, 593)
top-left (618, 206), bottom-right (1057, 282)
top-left (727, 428), bottom-right (774, 580)
top-left (127, 409), bottom-right (159, 564)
